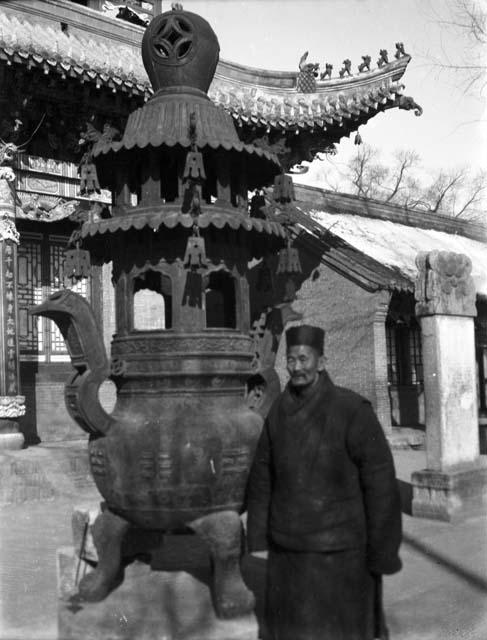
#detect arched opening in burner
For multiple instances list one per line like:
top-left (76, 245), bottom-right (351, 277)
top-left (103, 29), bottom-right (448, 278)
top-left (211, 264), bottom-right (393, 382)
top-left (204, 270), bottom-right (236, 329)
top-left (133, 269), bottom-right (172, 330)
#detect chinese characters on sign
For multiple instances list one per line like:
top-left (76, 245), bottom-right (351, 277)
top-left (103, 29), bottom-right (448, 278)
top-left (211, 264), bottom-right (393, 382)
top-left (1, 241), bottom-right (18, 394)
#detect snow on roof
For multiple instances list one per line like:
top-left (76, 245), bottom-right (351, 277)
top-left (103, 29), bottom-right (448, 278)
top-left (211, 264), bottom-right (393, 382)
top-left (307, 209), bottom-right (487, 297)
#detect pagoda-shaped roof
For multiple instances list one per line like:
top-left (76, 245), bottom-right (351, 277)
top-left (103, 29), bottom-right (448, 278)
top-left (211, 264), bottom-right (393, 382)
top-left (0, 0), bottom-right (421, 140)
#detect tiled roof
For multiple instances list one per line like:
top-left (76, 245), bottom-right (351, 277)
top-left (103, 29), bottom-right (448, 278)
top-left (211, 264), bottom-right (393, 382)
top-left (293, 185), bottom-right (487, 243)
top-left (293, 202), bottom-right (487, 296)
top-left (0, 6), bottom-right (419, 132)
top-left (210, 58), bottom-right (414, 132)
top-left (277, 205), bottom-right (414, 293)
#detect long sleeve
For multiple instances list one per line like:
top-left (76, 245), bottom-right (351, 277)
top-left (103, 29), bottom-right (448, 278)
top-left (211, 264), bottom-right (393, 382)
top-left (346, 401), bottom-right (402, 575)
top-left (245, 419), bottom-right (273, 552)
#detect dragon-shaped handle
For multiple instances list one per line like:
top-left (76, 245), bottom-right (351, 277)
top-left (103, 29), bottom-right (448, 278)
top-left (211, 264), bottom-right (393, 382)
top-left (30, 289), bottom-right (114, 436)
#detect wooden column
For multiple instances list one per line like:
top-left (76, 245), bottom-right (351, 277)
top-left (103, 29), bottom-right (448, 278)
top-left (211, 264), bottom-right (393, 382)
top-left (372, 294), bottom-right (393, 435)
top-left (0, 165), bottom-right (25, 449)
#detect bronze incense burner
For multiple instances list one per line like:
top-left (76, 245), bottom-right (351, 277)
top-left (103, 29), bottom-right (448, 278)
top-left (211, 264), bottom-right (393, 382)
top-left (32, 6), bottom-right (285, 618)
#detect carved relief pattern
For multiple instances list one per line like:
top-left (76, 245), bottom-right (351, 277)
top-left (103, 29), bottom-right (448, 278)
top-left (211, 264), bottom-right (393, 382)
top-left (112, 448), bottom-right (250, 514)
top-left (89, 449), bottom-right (108, 477)
top-left (0, 395), bottom-right (26, 418)
top-left (112, 334), bottom-right (253, 356)
top-left (415, 251), bottom-right (477, 318)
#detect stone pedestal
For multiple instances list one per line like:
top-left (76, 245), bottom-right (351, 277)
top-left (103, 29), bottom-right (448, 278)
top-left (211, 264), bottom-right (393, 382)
top-left (412, 251), bottom-right (487, 521)
top-left (56, 504), bottom-right (261, 639)
top-left (0, 168), bottom-right (25, 449)
top-left (57, 535), bottom-right (260, 640)
top-left (412, 459), bottom-right (487, 523)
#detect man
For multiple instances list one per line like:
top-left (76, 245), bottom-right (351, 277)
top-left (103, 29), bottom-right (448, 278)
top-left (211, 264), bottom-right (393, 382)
top-left (246, 324), bottom-right (402, 640)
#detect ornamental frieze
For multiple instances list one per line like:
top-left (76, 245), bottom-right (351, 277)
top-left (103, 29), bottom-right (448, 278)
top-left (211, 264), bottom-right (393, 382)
top-left (111, 334), bottom-right (253, 355)
top-left (116, 376), bottom-right (247, 395)
top-left (117, 357), bottom-right (252, 375)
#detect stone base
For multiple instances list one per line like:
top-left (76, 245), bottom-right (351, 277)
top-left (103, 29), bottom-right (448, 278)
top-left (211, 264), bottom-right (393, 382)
top-left (57, 539), bottom-right (261, 640)
top-left (411, 459), bottom-right (487, 522)
top-left (0, 431), bottom-right (24, 450)
top-left (387, 427), bottom-right (425, 450)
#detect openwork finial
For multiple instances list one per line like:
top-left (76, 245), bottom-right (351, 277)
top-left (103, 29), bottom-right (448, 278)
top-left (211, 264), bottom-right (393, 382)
top-left (142, 7), bottom-right (220, 95)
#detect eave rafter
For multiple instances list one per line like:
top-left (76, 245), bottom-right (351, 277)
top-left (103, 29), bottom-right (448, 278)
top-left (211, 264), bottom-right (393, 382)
top-left (0, 6), bottom-right (422, 146)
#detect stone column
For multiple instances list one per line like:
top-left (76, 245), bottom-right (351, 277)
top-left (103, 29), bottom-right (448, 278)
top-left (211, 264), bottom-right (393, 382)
top-left (412, 250), bottom-right (487, 521)
top-left (0, 164), bottom-right (25, 449)
top-left (372, 295), bottom-right (392, 435)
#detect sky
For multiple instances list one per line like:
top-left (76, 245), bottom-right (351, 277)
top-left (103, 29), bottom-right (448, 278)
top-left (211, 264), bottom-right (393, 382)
top-left (180, 0), bottom-right (486, 190)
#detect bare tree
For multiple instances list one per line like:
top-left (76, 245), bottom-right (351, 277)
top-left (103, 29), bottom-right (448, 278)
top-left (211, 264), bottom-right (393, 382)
top-left (382, 150), bottom-right (421, 203)
top-left (342, 144), bottom-right (486, 220)
top-left (428, 0), bottom-right (487, 95)
top-left (348, 146), bottom-right (389, 199)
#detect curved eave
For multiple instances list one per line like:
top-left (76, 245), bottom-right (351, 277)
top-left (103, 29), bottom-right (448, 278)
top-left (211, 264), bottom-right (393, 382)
top-left (79, 208), bottom-right (288, 239)
top-left (0, 7), bottom-right (417, 132)
top-left (93, 137), bottom-right (280, 167)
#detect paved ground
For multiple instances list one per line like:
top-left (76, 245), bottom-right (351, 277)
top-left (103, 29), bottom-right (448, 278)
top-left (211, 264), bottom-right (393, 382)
top-left (0, 448), bottom-right (486, 640)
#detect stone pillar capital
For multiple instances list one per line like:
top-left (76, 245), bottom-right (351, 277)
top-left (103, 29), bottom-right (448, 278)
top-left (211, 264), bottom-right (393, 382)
top-left (415, 250), bottom-right (477, 318)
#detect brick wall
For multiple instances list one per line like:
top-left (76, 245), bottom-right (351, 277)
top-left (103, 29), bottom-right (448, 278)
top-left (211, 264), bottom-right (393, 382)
top-left (274, 263), bottom-right (391, 421)
top-left (20, 363), bottom-right (88, 444)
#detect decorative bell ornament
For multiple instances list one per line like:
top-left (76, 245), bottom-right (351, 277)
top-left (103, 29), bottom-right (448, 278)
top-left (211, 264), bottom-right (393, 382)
top-left (78, 152), bottom-right (101, 196)
top-left (64, 241), bottom-right (91, 283)
top-left (273, 173), bottom-right (295, 204)
top-left (276, 241), bottom-right (302, 275)
top-left (183, 150), bottom-right (206, 180)
top-left (183, 228), bottom-right (207, 270)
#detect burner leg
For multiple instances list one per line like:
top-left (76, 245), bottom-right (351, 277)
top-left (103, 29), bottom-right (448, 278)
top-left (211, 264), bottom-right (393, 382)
top-left (78, 508), bottom-right (130, 602)
top-left (190, 510), bottom-right (255, 619)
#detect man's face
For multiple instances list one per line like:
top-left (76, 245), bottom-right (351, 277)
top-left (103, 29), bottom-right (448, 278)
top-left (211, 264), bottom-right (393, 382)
top-left (286, 345), bottom-right (324, 388)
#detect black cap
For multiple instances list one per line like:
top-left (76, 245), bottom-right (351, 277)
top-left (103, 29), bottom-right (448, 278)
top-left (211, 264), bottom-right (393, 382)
top-left (285, 324), bottom-right (325, 355)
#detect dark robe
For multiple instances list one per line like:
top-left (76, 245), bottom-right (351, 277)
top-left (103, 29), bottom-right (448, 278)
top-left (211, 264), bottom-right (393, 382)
top-left (246, 371), bottom-right (402, 640)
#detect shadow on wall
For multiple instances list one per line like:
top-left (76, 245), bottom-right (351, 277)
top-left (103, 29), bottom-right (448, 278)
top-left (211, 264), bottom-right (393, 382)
top-left (19, 361), bottom-right (86, 446)
top-left (19, 361), bottom-right (40, 446)
top-left (397, 479), bottom-right (413, 516)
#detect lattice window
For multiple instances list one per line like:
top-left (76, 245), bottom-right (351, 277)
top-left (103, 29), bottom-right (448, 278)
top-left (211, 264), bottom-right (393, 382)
top-left (386, 318), bottom-right (423, 387)
top-left (49, 240), bottom-right (90, 355)
top-left (17, 236), bottom-right (43, 354)
top-left (18, 233), bottom-right (90, 361)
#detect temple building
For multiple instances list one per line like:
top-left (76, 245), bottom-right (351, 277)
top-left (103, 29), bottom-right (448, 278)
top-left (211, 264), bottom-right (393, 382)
top-left (0, 0), bottom-right (485, 453)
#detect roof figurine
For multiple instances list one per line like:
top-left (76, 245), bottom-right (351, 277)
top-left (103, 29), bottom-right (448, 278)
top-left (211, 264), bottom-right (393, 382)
top-left (395, 42), bottom-right (408, 58)
top-left (320, 63), bottom-right (333, 80)
top-left (339, 59), bottom-right (352, 78)
top-left (358, 56), bottom-right (371, 73)
top-left (377, 49), bottom-right (389, 67)
top-left (297, 51), bottom-right (320, 93)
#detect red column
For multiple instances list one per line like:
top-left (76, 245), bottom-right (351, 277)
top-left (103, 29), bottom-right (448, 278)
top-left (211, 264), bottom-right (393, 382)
top-left (0, 165), bottom-right (25, 449)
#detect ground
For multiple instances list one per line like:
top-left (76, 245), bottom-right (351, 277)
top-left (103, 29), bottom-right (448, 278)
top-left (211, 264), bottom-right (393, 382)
top-left (0, 447), bottom-right (486, 640)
